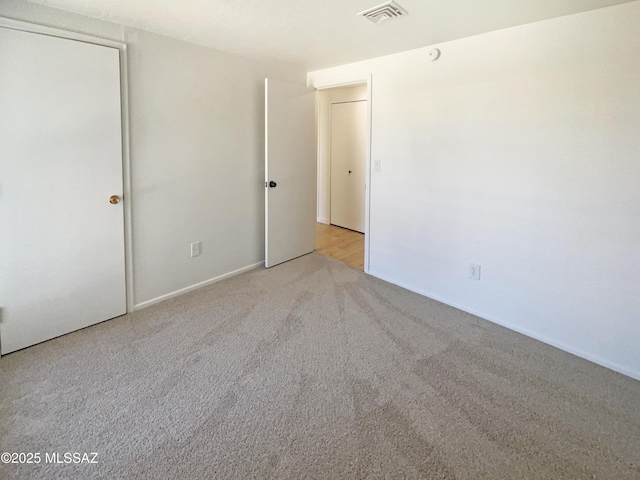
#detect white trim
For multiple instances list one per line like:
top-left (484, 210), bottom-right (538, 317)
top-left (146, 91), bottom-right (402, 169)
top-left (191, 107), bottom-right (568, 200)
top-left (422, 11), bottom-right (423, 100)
top-left (134, 262), bottom-right (265, 310)
top-left (313, 74), bottom-right (373, 274)
top-left (119, 45), bottom-right (135, 312)
top-left (310, 74), bottom-right (372, 90)
top-left (317, 217), bottom-right (329, 224)
top-left (0, 17), bottom-right (122, 48)
top-left (315, 96), bottom-right (322, 222)
top-left (1, 17), bottom-right (134, 313)
top-left (369, 269), bottom-right (640, 382)
top-left (364, 77), bottom-right (373, 274)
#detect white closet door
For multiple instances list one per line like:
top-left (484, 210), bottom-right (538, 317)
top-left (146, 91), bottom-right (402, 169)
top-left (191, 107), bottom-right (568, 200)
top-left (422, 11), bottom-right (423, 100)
top-left (330, 101), bottom-right (367, 233)
top-left (0, 27), bottom-right (126, 354)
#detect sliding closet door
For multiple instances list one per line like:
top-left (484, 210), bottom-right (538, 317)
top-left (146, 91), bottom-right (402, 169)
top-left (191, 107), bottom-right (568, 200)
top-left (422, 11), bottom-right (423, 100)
top-left (0, 27), bottom-right (126, 353)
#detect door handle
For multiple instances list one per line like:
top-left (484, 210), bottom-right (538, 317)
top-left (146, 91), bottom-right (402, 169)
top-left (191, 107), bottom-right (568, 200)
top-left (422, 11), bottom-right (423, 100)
top-left (269, 181), bottom-right (277, 188)
top-left (109, 195), bottom-right (120, 204)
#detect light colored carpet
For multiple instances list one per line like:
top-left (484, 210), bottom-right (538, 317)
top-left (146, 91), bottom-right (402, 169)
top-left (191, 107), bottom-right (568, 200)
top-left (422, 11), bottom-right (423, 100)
top-left (1, 253), bottom-right (639, 479)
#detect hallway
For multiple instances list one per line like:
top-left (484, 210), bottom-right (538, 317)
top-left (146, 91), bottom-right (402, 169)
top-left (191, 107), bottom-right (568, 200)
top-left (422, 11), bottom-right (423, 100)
top-left (314, 222), bottom-right (364, 270)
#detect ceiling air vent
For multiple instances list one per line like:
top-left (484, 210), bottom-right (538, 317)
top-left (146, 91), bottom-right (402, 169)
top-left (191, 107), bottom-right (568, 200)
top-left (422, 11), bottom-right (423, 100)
top-left (358, 1), bottom-right (408, 24)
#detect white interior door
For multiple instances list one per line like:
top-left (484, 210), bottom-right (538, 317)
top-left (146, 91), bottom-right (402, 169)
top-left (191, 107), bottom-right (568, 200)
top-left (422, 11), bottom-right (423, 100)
top-left (330, 101), bottom-right (367, 233)
top-left (264, 79), bottom-right (316, 268)
top-left (0, 27), bottom-right (126, 354)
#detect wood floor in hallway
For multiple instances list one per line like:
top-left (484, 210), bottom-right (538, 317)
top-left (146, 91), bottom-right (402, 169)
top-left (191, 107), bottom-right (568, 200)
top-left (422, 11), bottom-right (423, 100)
top-left (315, 222), bottom-right (364, 270)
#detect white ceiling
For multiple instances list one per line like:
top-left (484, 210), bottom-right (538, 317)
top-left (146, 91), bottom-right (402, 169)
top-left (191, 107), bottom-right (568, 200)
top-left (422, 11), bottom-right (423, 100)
top-left (24, 0), bottom-right (637, 70)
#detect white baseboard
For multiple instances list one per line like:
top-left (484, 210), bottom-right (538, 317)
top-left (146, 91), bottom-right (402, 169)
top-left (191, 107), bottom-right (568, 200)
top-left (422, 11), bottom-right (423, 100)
top-left (134, 261), bottom-right (264, 310)
top-left (317, 217), bottom-right (329, 224)
top-left (368, 270), bottom-right (640, 382)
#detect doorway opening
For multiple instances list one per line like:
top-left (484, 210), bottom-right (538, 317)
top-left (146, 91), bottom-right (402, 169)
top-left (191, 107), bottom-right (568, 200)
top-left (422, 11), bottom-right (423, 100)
top-left (314, 83), bottom-right (368, 270)
top-left (315, 223), bottom-right (364, 270)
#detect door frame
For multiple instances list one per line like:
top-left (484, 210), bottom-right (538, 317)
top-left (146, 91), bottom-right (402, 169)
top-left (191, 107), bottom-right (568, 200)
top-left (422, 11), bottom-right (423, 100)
top-left (0, 17), bottom-right (134, 312)
top-left (311, 75), bottom-right (373, 273)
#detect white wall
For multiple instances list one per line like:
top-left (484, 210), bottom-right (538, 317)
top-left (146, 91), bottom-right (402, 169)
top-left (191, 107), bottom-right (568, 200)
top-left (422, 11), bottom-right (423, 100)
top-left (309, 2), bottom-right (640, 380)
top-left (316, 85), bottom-right (367, 224)
top-left (125, 31), bottom-right (304, 306)
top-left (1, 0), bottom-right (306, 308)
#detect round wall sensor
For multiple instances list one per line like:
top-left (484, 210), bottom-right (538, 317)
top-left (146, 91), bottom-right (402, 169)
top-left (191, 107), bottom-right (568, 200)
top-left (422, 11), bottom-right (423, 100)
top-left (428, 48), bottom-right (441, 61)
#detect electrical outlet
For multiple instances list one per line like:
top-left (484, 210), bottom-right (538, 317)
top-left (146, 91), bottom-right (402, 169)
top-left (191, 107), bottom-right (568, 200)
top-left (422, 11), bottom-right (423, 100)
top-left (469, 263), bottom-right (481, 281)
top-left (191, 241), bottom-right (201, 258)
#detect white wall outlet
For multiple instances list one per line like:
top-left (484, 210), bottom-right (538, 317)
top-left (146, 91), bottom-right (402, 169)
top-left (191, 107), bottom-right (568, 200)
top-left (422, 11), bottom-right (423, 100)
top-left (374, 160), bottom-right (381, 172)
top-left (469, 263), bottom-right (481, 280)
top-left (191, 241), bottom-right (201, 258)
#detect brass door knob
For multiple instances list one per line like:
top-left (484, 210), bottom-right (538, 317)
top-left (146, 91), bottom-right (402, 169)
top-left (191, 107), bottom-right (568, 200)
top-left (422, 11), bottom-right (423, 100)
top-left (109, 195), bottom-right (120, 204)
